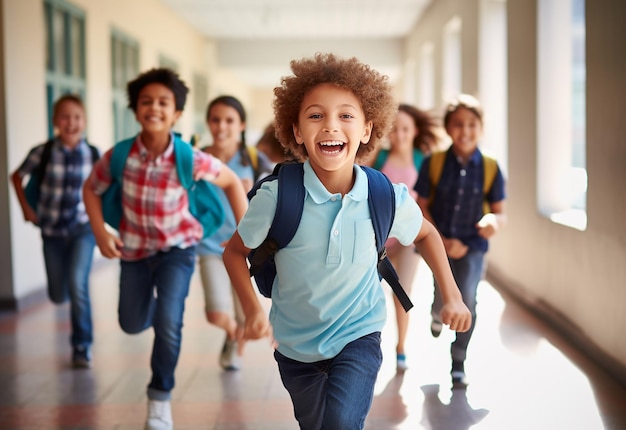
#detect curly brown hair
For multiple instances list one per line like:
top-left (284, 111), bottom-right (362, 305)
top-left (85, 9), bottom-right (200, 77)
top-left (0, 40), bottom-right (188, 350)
top-left (273, 53), bottom-right (396, 162)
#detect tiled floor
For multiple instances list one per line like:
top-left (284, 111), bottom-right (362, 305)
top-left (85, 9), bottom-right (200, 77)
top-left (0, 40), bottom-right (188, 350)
top-left (1, 257), bottom-right (625, 429)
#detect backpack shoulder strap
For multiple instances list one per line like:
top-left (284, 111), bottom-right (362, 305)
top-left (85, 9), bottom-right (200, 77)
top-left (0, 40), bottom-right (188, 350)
top-left (482, 153), bottom-right (498, 194)
top-left (427, 150), bottom-right (447, 209)
top-left (481, 153), bottom-right (499, 214)
top-left (109, 137), bottom-right (135, 183)
top-left (266, 163), bottom-right (305, 248)
top-left (247, 145), bottom-right (259, 171)
top-left (85, 140), bottom-right (100, 163)
top-left (361, 166), bottom-right (413, 312)
top-left (34, 138), bottom-right (55, 185)
top-left (173, 135), bottom-right (194, 189)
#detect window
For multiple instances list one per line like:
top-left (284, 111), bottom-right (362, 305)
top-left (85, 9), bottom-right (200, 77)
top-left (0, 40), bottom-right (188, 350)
top-left (442, 16), bottom-right (462, 103)
top-left (419, 42), bottom-right (435, 110)
top-left (537, 0), bottom-right (586, 230)
top-left (44, 0), bottom-right (86, 137)
top-left (479, 0), bottom-right (508, 176)
top-left (111, 29), bottom-right (140, 143)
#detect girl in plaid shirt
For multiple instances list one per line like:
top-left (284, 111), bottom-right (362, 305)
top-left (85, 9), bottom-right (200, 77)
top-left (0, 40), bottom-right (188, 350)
top-left (83, 68), bottom-right (248, 430)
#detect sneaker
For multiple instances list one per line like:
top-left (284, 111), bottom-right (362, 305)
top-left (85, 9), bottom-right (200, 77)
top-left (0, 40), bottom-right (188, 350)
top-left (430, 319), bottom-right (443, 338)
top-left (219, 336), bottom-right (241, 371)
top-left (145, 399), bottom-right (173, 430)
top-left (72, 346), bottom-right (91, 369)
top-left (396, 353), bottom-right (408, 371)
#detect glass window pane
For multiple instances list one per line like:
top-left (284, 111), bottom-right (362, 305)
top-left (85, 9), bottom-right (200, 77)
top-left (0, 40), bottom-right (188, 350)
top-left (53, 9), bottom-right (66, 74)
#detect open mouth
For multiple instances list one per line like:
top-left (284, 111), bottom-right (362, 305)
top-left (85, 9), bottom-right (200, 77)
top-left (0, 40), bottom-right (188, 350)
top-left (318, 140), bottom-right (345, 154)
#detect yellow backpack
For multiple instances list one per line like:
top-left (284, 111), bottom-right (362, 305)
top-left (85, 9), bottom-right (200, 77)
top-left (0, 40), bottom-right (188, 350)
top-left (427, 150), bottom-right (498, 215)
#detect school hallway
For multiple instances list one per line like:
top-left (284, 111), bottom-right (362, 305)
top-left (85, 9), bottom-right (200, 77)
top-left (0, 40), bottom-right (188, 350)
top-left (0, 256), bottom-right (624, 430)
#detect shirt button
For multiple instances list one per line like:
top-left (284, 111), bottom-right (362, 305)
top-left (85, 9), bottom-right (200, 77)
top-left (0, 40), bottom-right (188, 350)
top-left (460, 169), bottom-right (466, 176)
top-left (454, 205), bottom-right (460, 211)
top-left (333, 230), bottom-right (339, 236)
top-left (331, 197), bottom-right (337, 202)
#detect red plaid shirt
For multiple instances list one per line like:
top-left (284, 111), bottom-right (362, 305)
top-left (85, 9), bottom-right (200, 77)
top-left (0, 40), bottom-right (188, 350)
top-left (89, 135), bottom-right (222, 261)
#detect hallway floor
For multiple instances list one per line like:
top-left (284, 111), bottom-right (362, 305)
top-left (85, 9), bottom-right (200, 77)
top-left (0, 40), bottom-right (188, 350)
top-left (1, 257), bottom-right (625, 429)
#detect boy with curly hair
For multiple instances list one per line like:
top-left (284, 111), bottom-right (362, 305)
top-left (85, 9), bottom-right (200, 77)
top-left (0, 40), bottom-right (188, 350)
top-left (83, 68), bottom-right (248, 430)
top-left (223, 53), bottom-right (471, 429)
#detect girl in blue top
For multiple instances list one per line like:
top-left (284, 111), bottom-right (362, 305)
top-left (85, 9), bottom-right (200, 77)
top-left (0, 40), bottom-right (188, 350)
top-left (198, 95), bottom-right (271, 371)
top-left (223, 53), bottom-right (471, 430)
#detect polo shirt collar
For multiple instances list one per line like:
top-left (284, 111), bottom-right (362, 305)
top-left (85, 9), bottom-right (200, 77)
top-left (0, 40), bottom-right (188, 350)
top-left (136, 132), bottom-right (175, 163)
top-left (449, 146), bottom-right (482, 166)
top-left (302, 161), bottom-right (368, 204)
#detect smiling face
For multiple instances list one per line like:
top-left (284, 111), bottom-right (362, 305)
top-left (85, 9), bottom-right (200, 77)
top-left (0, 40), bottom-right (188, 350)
top-left (293, 83), bottom-right (372, 176)
top-left (54, 100), bottom-right (86, 148)
top-left (207, 103), bottom-right (245, 150)
top-left (135, 83), bottom-right (181, 137)
top-left (389, 110), bottom-right (418, 152)
top-left (445, 107), bottom-right (483, 159)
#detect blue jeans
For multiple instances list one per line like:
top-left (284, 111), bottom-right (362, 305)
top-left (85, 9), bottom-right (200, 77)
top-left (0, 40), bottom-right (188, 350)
top-left (42, 222), bottom-right (96, 348)
top-left (432, 249), bottom-right (484, 363)
top-left (274, 332), bottom-right (383, 430)
top-left (118, 246), bottom-right (196, 401)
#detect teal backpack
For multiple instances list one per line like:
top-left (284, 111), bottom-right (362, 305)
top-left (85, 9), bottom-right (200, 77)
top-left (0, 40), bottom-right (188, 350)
top-left (102, 135), bottom-right (225, 238)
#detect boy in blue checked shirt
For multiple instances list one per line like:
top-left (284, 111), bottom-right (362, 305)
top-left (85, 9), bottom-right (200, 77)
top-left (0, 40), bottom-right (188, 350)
top-left (415, 94), bottom-right (507, 389)
top-left (223, 53), bottom-right (471, 430)
top-left (11, 94), bottom-right (99, 370)
top-left (83, 68), bottom-right (248, 430)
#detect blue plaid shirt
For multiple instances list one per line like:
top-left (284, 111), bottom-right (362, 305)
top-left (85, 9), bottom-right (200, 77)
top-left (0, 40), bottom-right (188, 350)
top-left (18, 138), bottom-right (99, 237)
top-left (414, 148), bottom-right (505, 252)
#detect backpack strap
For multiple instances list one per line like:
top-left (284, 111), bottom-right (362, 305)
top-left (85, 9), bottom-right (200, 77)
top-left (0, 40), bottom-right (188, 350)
top-left (427, 150), bottom-right (447, 210)
top-left (248, 163), bottom-right (304, 273)
top-left (482, 154), bottom-right (498, 214)
top-left (173, 135), bottom-right (194, 190)
top-left (361, 166), bottom-right (413, 313)
top-left (109, 137), bottom-right (135, 183)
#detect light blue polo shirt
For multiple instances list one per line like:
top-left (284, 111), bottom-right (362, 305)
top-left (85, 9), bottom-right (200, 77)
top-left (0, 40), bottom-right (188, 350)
top-left (238, 161), bottom-right (423, 362)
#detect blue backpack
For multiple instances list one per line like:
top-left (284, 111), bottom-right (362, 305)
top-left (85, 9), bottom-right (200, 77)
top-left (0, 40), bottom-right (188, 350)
top-left (247, 163), bottom-right (414, 312)
top-left (102, 135), bottom-right (225, 238)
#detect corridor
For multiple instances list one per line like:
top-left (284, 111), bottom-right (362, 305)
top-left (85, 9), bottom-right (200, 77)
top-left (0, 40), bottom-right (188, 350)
top-left (0, 257), bottom-right (625, 429)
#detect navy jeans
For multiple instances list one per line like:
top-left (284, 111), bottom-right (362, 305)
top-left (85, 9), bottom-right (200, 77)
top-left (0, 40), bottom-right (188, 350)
top-left (274, 332), bottom-right (383, 430)
top-left (432, 249), bottom-right (485, 363)
top-left (42, 222), bottom-right (96, 348)
top-left (118, 246), bottom-right (196, 401)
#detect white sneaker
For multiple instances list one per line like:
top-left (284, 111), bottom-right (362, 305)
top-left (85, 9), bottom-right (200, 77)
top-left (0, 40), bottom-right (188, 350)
top-left (145, 399), bottom-right (173, 430)
top-left (219, 336), bottom-right (241, 370)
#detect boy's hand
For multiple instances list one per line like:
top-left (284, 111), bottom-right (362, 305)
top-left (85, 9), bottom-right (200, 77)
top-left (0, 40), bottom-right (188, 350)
top-left (243, 310), bottom-right (276, 347)
top-left (94, 231), bottom-right (123, 259)
top-left (440, 300), bottom-right (472, 332)
top-left (443, 237), bottom-right (468, 259)
top-left (476, 213), bottom-right (498, 239)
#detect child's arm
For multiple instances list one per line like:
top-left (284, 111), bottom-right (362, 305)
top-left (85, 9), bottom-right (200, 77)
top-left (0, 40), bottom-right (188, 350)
top-left (416, 195), bottom-right (467, 259)
top-left (223, 231), bottom-right (274, 343)
top-left (10, 169), bottom-right (38, 225)
top-left (82, 173), bottom-right (123, 258)
top-left (413, 218), bottom-right (472, 332)
top-left (477, 200), bottom-right (507, 239)
top-left (207, 164), bottom-right (249, 224)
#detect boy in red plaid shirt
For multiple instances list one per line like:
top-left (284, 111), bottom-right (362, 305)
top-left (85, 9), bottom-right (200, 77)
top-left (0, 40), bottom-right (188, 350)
top-left (83, 68), bottom-right (248, 430)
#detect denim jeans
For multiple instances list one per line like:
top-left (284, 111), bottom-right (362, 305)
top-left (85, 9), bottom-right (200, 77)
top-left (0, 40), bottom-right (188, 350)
top-left (42, 222), bottom-right (96, 348)
top-left (432, 249), bottom-right (484, 363)
top-left (118, 246), bottom-right (195, 400)
top-left (274, 332), bottom-right (382, 430)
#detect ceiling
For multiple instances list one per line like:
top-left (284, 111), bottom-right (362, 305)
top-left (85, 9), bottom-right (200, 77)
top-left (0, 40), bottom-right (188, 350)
top-left (159, 0), bottom-right (433, 88)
